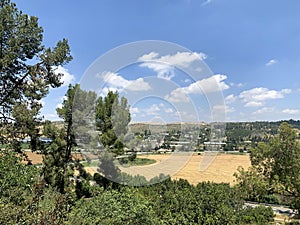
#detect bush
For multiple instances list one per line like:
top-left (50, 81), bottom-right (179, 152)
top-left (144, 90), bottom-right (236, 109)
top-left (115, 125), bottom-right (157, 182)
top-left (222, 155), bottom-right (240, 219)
top-left (66, 188), bottom-right (159, 225)
top-left (237, 206), bottom-right (274, 225)
top-left (261, 194), bottom-right (281, 204)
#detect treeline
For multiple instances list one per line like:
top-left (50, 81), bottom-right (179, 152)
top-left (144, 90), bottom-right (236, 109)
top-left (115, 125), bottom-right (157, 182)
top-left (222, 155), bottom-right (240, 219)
top-left (0, 150), bottom-right (275, 224)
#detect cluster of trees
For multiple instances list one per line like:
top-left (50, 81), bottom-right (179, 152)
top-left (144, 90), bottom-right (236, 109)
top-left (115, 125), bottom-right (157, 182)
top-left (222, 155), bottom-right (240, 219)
top-left (225, 120), bottom-right (300, 150)
top-left (235, 122), bottom-right (300, 213)
top-left (0, 149), bottom-right (276, 224)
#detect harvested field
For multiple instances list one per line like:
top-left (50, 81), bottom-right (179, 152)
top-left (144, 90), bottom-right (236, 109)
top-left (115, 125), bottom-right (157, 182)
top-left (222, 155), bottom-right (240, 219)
top-left (172, 153), bottom-right (251, 185)
top-left (24, 151), bottom-right (251, 185)
top-left (85, 153), bottom-right (251, 185)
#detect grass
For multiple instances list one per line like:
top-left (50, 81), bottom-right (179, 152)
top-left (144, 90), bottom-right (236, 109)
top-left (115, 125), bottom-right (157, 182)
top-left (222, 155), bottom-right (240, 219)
top-left (81, 161), bottom-right (100, 167)
top-left (82, 158), bottom-right (156, 168)
top-left (120, 158), bottom-right (157, 167)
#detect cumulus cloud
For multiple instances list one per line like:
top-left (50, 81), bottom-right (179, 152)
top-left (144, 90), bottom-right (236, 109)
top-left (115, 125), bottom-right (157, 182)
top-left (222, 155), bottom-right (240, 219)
top-left (100, 71), bottom-right (151, 91)
top-left (165, 108), bottom-right (174, 113)
top-left (130, 107), bottom-right (140, 114)
top-left (265, 59), bottom-right (278, 66)
top-left (147, 104), bottom-right (161, 115)
top-left (213, 104), bottom-right (235, 113)
top-left (244, 101), bottom-right (264, 107)
top-left (253, 107), bottom-right (274, 115)
top-left (165, 74), bottom-right (229, 102)
top-left (138, 51), bottom-right (207, 80)
top-left (239, 87), bottom-right (291, 107)
top-left (225, 94), bottom-right (237, 104)
top-left (44, 113), bottom-right (60, 121)
top-left (54, 66), bottom-right (75, 87)
top-left (282, 108), bottom-right (300, 115)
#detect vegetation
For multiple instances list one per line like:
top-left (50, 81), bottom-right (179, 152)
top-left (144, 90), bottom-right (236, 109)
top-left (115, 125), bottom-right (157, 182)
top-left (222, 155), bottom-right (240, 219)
top-left (95, 91), bottom-right (131, 156)
top-left (0, 0), bottom-right (72, 151)
top-left (119, 157), bottom-right (156, 167)
top-left (1, 1), bottom-right (299, 224)
top-left (235, 122), bottom-right (300, 212)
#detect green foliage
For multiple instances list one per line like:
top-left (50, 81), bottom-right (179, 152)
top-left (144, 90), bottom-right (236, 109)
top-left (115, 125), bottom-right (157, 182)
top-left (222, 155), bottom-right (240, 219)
top-left (72, 85), bottom-right (97, 148)
top-left (0, 150), bottom-right (275, 224)
top-left (235, 122), bottom-right (300, 212)
top-left (0, 150), bottom-right (39, 203)
top-left (123, 157), bottom-right (156, 166)
top-left (0, 0), bottom-right (72, 147)
top-left (0, 149), bottom-right (72, 224)
top-left (236, 206), bottom-right (274, 225)
top-left (42, 120), bottom-right (75, 193)
top-left (95, 91), bottom-right (130, 155)
top-left (66, 188), bottom-right (159, 225)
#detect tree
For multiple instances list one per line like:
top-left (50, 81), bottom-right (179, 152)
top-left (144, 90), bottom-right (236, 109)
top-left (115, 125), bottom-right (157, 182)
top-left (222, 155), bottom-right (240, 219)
top-left (95, 91), bottom-right (130, 156)
top-left (235, 122), bottom-right (300, 212)
top-left (42, 120), bottom-right (74, 194)
top-left (56, 84), bottom-right (78, 163)
top-left (66, 188), bottom-right (159, 225)
top-left (42, 84), bottom-right (97, 195)
top-left (0, 0), bottom-right (72, 148)
top-left (72, 85), bottom-right (97, 150)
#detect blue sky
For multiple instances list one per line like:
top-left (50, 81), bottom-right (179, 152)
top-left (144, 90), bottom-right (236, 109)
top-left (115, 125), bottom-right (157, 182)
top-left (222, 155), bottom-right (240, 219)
top-left (14, 0), bottom-right (300, 122)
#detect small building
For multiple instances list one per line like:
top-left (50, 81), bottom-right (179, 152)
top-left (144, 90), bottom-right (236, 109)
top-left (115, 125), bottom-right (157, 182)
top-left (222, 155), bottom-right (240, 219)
top-left (203, 141), bottom-right (226, 151)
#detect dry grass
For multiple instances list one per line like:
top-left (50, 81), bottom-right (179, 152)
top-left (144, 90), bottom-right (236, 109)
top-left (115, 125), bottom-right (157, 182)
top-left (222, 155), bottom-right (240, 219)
top-left (137, 153), bottom-right (251, 185)
top-left (24, 151), bottom-right (251, 185)
top-left (23, 152), bottom-right (95, 164)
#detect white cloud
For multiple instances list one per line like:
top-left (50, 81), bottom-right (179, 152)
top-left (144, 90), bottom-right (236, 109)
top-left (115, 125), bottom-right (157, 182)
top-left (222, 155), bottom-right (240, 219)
top-left (138, 51), bottom-right (207, 80)
top-left (147, 104), bottom-right (161, 115)
top-left (282, 109), bottom-right (300, 115)
top-left (265, 59), bottom-right (278, 66)
top-left (165, 108), bottom-right (174, 113)
top-left (253, 107), bottom-right (274, 115)
top-left (100, 71), bottom-right (151, 91)
top-left (230, 82), bottom-right (245, 88)
top-left (225, 94), bottom-right (237, 104)
top-left (213, 104), bottom-right (235, 113)
top-left (239, 87), bottom-right (291, 107)
top-left (43, 113), bottom-right (60, 121)
top-left (157, 69), bottom-right (175, 81)
top-left (56, 103), bottom-right (63, 109)
top-left (130, 107), bottom-right (140, 114)
top-left (54, 66), bottom-right (75, 87)
top-left (165, 74), bottom-right (229, 102)
top-left (244, 101), bottom-right (264, 107)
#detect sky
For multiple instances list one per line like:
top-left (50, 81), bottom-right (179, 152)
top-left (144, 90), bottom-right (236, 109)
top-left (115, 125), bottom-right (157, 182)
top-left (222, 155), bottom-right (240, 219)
top-left (14, 0), bottom-right (300, 123)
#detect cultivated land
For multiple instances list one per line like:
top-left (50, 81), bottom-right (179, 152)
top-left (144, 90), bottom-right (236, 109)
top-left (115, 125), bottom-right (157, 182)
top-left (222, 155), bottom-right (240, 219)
top-left (25, 152), bottom-right (250, 185)
top-left (25, 152), bottom-right (251, 184)
top-left (85, 153), bottom-right (251, 185)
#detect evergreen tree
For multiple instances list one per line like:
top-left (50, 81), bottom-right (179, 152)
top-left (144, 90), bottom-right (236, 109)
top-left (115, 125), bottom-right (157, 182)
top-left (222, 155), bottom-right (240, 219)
top-left (0, 0), bottom-right (72, 149)
top-left (95, 91), bottom-right (130, 156)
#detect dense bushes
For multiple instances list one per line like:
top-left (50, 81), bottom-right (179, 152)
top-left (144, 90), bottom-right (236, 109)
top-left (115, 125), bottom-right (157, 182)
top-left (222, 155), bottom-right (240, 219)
top-left (67, 188), bottom-right (158, 225)
top-left (0, 150), bottom-right (275, 224)
top-left (236, 206), bottom-right (274, 225)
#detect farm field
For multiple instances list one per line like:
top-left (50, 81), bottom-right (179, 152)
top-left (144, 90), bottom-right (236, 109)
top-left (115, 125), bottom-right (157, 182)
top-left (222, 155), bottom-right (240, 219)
top-left (25, 151), bottom-right (251, 185)
top-left (85, 153), bottom-right (251, 185)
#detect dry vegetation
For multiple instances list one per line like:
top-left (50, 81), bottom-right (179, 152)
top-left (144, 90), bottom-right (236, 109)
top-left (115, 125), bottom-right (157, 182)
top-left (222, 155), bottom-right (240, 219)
top-left (84, 153), bottom-right (251, 185)
top-left (140, 153), bottom-right (251, 185)
top-left (25, 152), bottom-right (251, 184)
